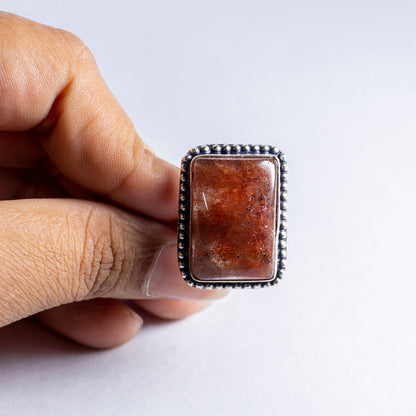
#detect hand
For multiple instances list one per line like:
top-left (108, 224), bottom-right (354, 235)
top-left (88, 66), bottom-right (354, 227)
top-left (0, 12), bottom-right (226, 348)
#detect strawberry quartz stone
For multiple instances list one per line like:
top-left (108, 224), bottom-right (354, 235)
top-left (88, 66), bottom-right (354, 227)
top-left (189, 155), bottom-right (279, 282)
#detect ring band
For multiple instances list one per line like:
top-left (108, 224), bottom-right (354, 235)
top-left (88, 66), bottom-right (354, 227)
top-left (178, 144), bottom-right (287, 289)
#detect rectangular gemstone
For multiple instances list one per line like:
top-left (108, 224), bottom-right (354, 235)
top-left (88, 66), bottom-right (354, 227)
top-left (189, 155), bottom-right (279, 282)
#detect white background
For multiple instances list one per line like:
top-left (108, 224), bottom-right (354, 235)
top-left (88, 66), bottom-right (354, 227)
top-left (1, 1), bottom-right (415, 415)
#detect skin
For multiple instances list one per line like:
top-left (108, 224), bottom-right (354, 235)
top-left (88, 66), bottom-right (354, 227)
top-left (0, 12), bottom-right (226, 349)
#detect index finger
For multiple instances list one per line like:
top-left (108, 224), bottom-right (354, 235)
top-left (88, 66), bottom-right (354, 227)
top-left (0, 12), bottom-right (178, 221)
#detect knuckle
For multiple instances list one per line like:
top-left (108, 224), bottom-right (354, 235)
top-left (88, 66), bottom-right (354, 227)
top-left (56, 28), bottom-right (96, 70)
top-left (77, 210), bottom-right (129, 300)
top-left (0, 12), bottom-right (96, 129)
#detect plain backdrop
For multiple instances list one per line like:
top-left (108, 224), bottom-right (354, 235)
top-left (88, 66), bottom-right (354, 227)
top-left (1, 1), bottom-right (415, 415)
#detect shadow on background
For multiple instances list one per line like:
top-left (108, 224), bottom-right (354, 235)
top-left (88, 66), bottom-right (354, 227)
top-left (0, 308), bottom-right (171, 361)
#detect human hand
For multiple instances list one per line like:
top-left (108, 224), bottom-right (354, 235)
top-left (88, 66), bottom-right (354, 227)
top-left (0, 12), bottom-right (226, 348)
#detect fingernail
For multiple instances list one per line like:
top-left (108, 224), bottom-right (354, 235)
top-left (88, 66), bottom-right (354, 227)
top-left (147, 245), bottom-right (229, 300)
top-left (120, 304), bottom-right (143, 325)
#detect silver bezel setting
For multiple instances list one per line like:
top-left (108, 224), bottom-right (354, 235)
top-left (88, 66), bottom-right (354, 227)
top-left (177, 144), bottom-right (287, 289)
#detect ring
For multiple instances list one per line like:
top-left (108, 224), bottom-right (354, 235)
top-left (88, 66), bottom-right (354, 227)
top-left (177, 144), bottom-right (287, 289)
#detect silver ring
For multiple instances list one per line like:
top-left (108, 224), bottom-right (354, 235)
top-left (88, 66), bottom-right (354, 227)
top-left (177, 144), bottom-right (287, 289)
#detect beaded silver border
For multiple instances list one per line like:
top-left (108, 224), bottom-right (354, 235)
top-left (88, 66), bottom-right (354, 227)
top-left (177, 144), bottom-right (287, 289)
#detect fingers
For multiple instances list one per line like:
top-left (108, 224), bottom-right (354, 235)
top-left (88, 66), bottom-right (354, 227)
top-left (0, 199), bottom-right (225, 327)
top-left (37, 298), bottom-right (213, 348)
top-left (133, 299), bottom-right (213, 320)
top-left (0, 12), bottom-right (178, 221)
top-left (37, 299), bottom-right (143, 349)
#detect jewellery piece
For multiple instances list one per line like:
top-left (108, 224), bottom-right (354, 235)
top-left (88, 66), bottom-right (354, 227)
top-left (178, 144), bottom-right (287, 289)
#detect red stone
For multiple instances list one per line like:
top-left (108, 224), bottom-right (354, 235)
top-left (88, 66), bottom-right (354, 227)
top-left (189, 155), bottom-right (278, 282)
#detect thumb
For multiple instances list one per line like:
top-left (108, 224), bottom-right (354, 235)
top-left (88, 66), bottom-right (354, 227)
top-left (0, 199), bottom-right (222, 327)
